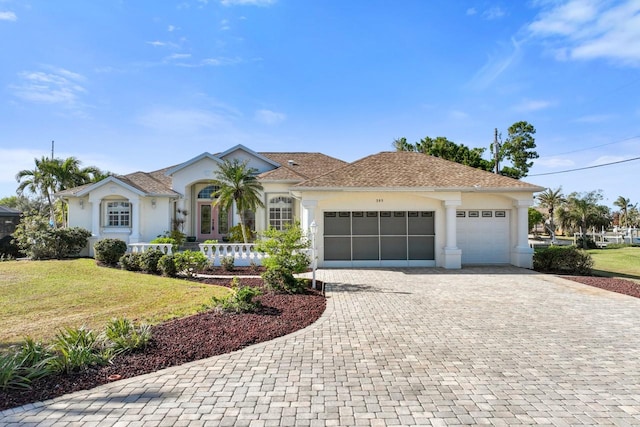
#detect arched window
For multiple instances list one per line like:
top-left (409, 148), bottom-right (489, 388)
top-left (197, 185), bottom-right (220, 199)
top-left (269, 196), bottom-right (293, 230)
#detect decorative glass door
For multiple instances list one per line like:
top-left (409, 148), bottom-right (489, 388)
top-left (197, 202), bottom-right (230, 241)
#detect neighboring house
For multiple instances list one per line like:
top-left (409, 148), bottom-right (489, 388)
top-left (57, 144), bottom-right (544, 269)
top-left (0, 206), bottom-right (21, 239)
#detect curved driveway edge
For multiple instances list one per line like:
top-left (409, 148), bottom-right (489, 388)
top-left (2, 267), bottom-right (640, 426)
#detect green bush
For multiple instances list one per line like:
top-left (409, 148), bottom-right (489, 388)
top-left (0, 235), bottom-right (21, 259)
top-left (50, 326), bottom-right (112, 374)
top-left (119, 252), bottom-right (143, 271)
top-left (575, 236), bottom-right (597, 249)
top-left (533, 246), bottom-right (594, 275)
top-left (158, 254), bottom-right (177, 277)
top-left (138, 248), bottom-right (164, 274)
top-left (221, 255), bottom-right (235, 271)
top-left (104, 318), bottom-right (152, 353)
top-left (173, 250), bottom-right (208, 278)
top-left (152, 230), bottom-right (185, 249)
top-left (0, 338), bottom-right (55, 391)
top-left (203, 239), bottom-right (218, 244)
top-left (228, 224), bottom-right (255, 243)
top-left (256, 223), bottom-right (310, 274)
top-left (94, 238), bottom-right (128, 265)
top-left (13, 213), bottom-right (91, 260)
top-left (261, 266), bottom-right (307, 294)
top-left (209, 278), bottom-right (262, 313)
top-left (150, 236), bottom-right (176, 245)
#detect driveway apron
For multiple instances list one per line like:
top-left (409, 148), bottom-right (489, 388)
top-left (2, 267), bottom-right (640, 426)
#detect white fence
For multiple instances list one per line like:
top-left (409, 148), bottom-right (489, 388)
top-left (128, 243), bottom-right (173, 254)
top-left (199, 243), bottom-right (267, 267)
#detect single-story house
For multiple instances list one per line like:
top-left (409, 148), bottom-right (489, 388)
top-left (0, 206), bottom-right (21, 239)
top-left (57, 144), bottom-right (544, 269)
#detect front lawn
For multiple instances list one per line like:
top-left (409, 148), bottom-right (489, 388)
top-left (587, 247), bottom-right (640, 281)
top-left (0, 258), bottom-right (230, 349)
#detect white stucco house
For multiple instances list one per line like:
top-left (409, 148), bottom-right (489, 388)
top-left (57, 144), bottom-right (544, 269)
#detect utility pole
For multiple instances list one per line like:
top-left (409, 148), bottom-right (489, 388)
top-left (493, 128), bottom-right (500, 174)
top-left (51, 140), bottom-right (55, 159)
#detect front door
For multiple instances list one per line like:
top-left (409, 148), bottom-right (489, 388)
top-left (197, 202), bottom-right (230, 241)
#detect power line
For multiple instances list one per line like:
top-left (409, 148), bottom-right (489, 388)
top-left (529, 156), bottom-right (640, 177)
top-left (540, 135), bottom-right (640, 157)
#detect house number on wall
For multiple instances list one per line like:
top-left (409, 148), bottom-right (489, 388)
top-left (376, 198), bottom-right (384, 203)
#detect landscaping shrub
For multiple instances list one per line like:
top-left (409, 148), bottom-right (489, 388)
top-left (256, 223), bottom-right (310, 293)
top-left (575, 236), bottom-right (597, 249)
top-left (119, 252), bottom-right (143, 271)
top-left (0, 235), bottom-right (21, 259)
top-left (228, 224), bottom-right (254, 243)
top-left (0, 338), bottom-right (54, 391)
top-left (221, 255), bottom-right (235, 271)
top-left (50, 326), bottom-right (112, 374)
top-left (104, 318), bottom-right (152, 353)
top-left (173, 250), bottom-right (208, 278)
top-left (158, 254), bottom-right (177, 277)
top-left (203, 239), bottom-right (218, 244)
top-left (138, 248), bottom-right (164, 274)
top-left (13, 213), bottom-right (91, 260)
top-left (150, 236), bottom-right (176, 245)
top-left (533, 246), bottom-right (594, 275)
top-left (261, 266), bottom-right (307, 294)
top-left (94, 238), bottom-right (128, 266)
top-left (209, 278), bottom-right (262, 313)
top-left (152, 230), bottom-right (185, 249)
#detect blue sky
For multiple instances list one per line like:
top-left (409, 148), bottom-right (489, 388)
top-left (1, 0), bottom-right (639, 208)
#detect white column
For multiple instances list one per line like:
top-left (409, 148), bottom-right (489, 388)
top-left (130, 197), bottom-right (141, 243)
top-left (89, 196), bottom-right (100, 237)
top-left (511, 199), bottom-right (534, 268)
top-left (443, 200), bottom-right (462, 269)
top-left (301, 199), bottom-right (318, 231)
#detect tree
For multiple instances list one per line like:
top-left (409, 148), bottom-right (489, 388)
top-left (557, 191), bottom-right (611, 249)
top-left (536, 187), bottom-right (564, 242)
top-left (392, 121), bottom-right (538, 178)
top-left (393, 136), bottom-right (492, 170)
top-left (211, 159), bottom-right (264, 244)
top-left (16, 156), bottom-right (107, 227)
top-left (613, 196), bottom-right (632, 228)
top-left (494, 121), bottom-right (539, 179)
top-left (528, 208), bottom-right (544, 236)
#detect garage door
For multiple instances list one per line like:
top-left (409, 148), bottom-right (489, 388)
top-left (456, 210), bottom-right (510, 264)
top-left (324, 211), bottom-right (435, 267)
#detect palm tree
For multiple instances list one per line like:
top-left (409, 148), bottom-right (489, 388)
top-left (211, 159), bottom-right (264, 243)
top-left (557, 191), bottom-right (611, 249)
top-left (16, 156), bottom-right (58, 224)
top-left (614, 196), bottom-right (632, 228)
top-left (536, 187), bottom-right (564, 242)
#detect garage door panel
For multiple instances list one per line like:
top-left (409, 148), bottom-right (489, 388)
top-left (408, 211), bottom-right (435, 235)
top-left (353, 237), bottom-right (379, 260)
top-left (457, 210), bottom-right (509, 264)
top-left (380, 236), bottom-right (407, 260)
top-left (352, 212), bottom-right (378, 235)
top-left (324, 237), bottom-right (351, 261)
top-left (325, 212), bottom-right (351, 235)
top-left (409, 236), bottom-right (435, 260)
top-left (380, 212), bottom-right (406, 235)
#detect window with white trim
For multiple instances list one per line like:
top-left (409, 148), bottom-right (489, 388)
top-left (268, 196), bottom-right (293, 230)
top-left (105, 201), bottom-right (131, 227)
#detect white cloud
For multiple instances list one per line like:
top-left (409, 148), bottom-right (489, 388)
top-left (466, 8), bottom-right (477, 16)
top-left (0, 149), bottom-right (44, 191)
top-left (0, 11), bottom-right (16, 21)
top-left (10, 66), bottom-right (87, 107)
top-left (168, 25), bottom-right (177, 32)
top-left (589, 155), bottom-right (628, 166)
top-left (166, 53), bottom-right (192, 61)
top-left (220, 19), bottom-right (230, 31)
top-left (468, 38), bottom-right (522, 89)
top-left (573, 114), bottom-right (615, 123)
top-left (202, 56), bottom-right (243, 66)
top-left (449, 110), bottom-right (469, 119)
top-left (513, 99), bottom-right (553, 112)
top-left (528, 0), bottom-right (640, 66)
top-left (220, 0), bottom-right (276, 6)
top-left (483, 6), bottom-right (506, 20)
top-left (255, 109), bottom-right (286, 125)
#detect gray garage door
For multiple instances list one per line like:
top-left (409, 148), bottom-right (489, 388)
top-left (324, 211), bottom-right (435, 266)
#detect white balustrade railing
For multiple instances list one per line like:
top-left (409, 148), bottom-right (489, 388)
top-left (128, 243), bottom-right (173, 254)
top-left (199, 243), bottom-right (267, 267)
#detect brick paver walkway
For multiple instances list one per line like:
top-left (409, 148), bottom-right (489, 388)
top-left (3, 267), bottom-right (640, 426)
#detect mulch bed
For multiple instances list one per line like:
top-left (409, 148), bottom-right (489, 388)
top-left (0, 276), bottom-right (325, 412)
top-left (563, 275), bottom-right (640, 299)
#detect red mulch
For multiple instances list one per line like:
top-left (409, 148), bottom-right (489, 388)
top-left (563, 276), bottom-right (640, 299)
top-left (0, 276), bottom-right (325, 411)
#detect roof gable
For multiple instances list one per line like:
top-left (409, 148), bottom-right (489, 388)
top-left (164, 152), bottom-right (222, 176)
top-left (295, 151), bottom-right (544, 191)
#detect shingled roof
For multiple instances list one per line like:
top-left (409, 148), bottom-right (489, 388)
top-left (56, 167), bottom-right (179, 197)
top-left (259, 153), bottom-right (347, 181)
top-left (295, 151), bottom-right (544, 191)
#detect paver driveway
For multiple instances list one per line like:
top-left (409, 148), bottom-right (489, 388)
top-left (3, 267), bottom-right (640, 426)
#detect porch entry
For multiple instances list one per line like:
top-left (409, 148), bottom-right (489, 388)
top-left (197, 202), bottom-right (230, 241)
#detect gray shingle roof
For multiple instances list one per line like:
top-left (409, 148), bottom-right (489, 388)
top-left (259, 153), bottom-right (347, 181)
top-left (295, 151), bottom-right (544, 191)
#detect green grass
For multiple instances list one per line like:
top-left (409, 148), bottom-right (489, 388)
top-left (0, 259), bottom-right (231, 349)
top-left (587, 247), bottom-right (640, 281)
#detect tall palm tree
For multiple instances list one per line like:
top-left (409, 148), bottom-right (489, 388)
top-left (536, 187), bottom-right (564, 242)
top-left (211, 159), bottom-right (264, 243)
top-left (614, 196), bottom-right (631, 228)
top-left (557, 191), bottom-right (610, 249)
top-left (16, 156), bottom-right (58, 223)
